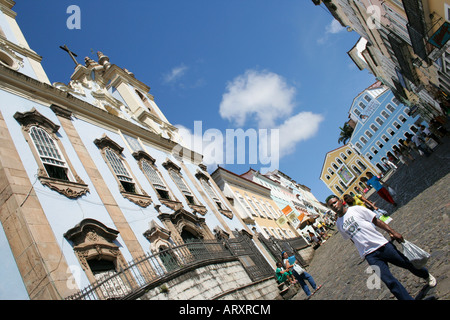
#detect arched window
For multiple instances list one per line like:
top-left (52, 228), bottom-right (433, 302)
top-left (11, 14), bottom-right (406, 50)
top-left (352, 165), bottom-right (362, 176)
top-left (132, 151), bottom-right (181, 211)
top-left (386, 104), bottom-right (395, 113)
top-left (105, 148), bottom-right (135, 192)
top-left (196, 171), bottom-right (232, 219)
top-left (357, 160), bottom-right (367, 171)
top-left (14, 108), bottom-right (89, 199)
top-left (170, 170), bottom-right (194, 203)
top-left (64, 219), bottom-right (129, 299)
top-left (163, 160), bottom-right (207, 215)
top-left (142, 160), bottom-right (169, 198)
top-left (30, 126), bottom-right (71, 181)
top-left (94, 135), bottom-right (152, 207)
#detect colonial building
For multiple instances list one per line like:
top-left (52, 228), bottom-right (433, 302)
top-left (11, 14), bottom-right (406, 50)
top-left (211, 166), bottom-right (299, 241)
top-left (348, 82), bottom-right (422, 172)
top-left (313, 0), bottom-right (449, 121)
top-left (320, 144), bottom-right (378, 197)
top-left (264, 169), bottom-right (329, 217)
top-left (238, 168), bottom-right (329, 243)
top-left (0, 2), bottom-right (281, 300)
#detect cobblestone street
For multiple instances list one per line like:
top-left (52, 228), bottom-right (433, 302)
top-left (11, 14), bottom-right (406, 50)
top-left (293, 130), bottom-right (450, 300)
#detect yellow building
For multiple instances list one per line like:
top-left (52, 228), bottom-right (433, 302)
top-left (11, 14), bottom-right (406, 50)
top-left (320, 144), bottom-right (379, 197)
top-left (211, 167), bottom-right (300, 240)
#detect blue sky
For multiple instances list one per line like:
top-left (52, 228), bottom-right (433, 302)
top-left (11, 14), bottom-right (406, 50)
top-left (14, 0), bottom-right (375, 204)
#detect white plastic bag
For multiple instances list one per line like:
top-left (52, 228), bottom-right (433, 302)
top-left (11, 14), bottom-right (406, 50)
top-left (401, 240), bottom-right (430, 269)
top-left (293, 264), bottom-right (305, 275)
top-left (387, 186), bottom-right (396, 196)
top-left (374, 208), bottom-right (388, 217)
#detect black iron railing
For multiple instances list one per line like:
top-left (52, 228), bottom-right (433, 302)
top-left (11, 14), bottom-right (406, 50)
top-left (65, 237), bottom-right (274, 300)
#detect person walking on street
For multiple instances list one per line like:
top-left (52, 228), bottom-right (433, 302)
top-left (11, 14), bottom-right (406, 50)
top-left (398, 139), bottom-right (416, 161)
top-left (326, 195), bottom-right (436, 300)
top-left (362, 172), bottom-right (397, 207)
top-left (381, 157), bottom-right (397, 171)
top-left (282, 251), bottom-right (322, 298)
top-left (393, 145), bottom-right (411, 166)
top-left (405, 132), bottom-right (432, 157)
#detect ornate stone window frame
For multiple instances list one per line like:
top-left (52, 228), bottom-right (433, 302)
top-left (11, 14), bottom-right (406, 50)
top-left (64, 219), bottom-right (132, 296)
top-left (159, 208), bottom-right (209, 242)
top-left (13, 108), bottom-right (89, 199)
top-left (195, 171), bottom-right (233, 219)
top-left (94, 134), bottom-right (152, 208)
top-left (162, 159), bottom-right (207, 215)
top-left (143, 221), bottom-right (173, 254)
top-left (132, 151), bottom-right (182, 211)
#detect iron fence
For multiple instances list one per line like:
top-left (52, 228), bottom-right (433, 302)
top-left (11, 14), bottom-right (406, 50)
top-left (65, 237), bottom-right (274, 300)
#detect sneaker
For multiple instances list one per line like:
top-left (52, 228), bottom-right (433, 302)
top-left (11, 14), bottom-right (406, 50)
top-left (427, 274), bottom-right (437, 287)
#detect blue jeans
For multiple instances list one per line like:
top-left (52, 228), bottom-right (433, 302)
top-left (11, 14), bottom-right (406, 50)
top-left (365, 242), bottom-right (429, 300)
top-left (292, 270), bottom-right (317, 296)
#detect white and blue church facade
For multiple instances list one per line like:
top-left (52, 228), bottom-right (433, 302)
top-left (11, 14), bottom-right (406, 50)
top-left (0, 2), bottom-right (280, 300)
top-left (348, 82), bottom-right (423, 174)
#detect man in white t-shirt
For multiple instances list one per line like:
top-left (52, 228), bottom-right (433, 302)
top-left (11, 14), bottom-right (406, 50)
top-left (326, 195), bottom-right (436, 300)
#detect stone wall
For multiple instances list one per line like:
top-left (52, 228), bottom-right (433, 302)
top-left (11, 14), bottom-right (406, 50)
top-left (298, 245), bottom-right (315, 265)
top-left (137, 260), bottom-right (281, 300)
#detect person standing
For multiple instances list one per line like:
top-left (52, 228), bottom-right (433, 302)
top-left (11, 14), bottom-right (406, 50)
top-left (325, 195), bottom-right (436, 300)
top-left (381, 157), bottom-right (397, 171)
top-left (362, 172), bottom-right (397, 207)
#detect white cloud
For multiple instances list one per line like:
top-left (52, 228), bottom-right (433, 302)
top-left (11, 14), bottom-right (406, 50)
top-left (326, 19), bottom-right (345, 34)
top-left (277, 111), bottom-right (324, 157)
top-left (317, 19), bottom-right (346, 44)
top-left (219, 69), bottom-right (324, 161)
top-left (163, 64), bottom-right (188, 84)
top-left (219, 69), bottom-right (296, 128)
